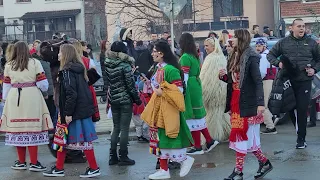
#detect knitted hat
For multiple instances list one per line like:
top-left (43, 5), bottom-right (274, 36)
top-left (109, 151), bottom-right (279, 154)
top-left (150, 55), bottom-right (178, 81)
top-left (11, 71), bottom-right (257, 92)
top-left (256, 38), bottom-right (267, 46)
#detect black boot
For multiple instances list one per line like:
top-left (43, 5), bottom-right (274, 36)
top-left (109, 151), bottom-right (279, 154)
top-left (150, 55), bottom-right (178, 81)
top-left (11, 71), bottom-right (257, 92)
top-left (254, 160), bottom-right (273, 179)
top-left (109, 149), bottom-right (119, 165)
top-left (155, 159), bottom-right (160, 169)
top-left (118, 149), bottom-right (135, 166)
top-left (224, 168), bottom-right (243, 180)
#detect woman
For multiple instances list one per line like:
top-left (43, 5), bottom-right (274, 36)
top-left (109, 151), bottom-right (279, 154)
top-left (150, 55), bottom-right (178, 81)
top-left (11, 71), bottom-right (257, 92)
top-left (142, 41), bottom-right (194, 179)
top-left (73, 41), bottom-right (100, 125)
top-left (43, 44), bottom-right (100, 178)
top-left (5, 44), bottom-right (14, 62)
top-left (195, 42), bottom-right (204, 65)
top-left (1, 41), bottom-right (53, 171)
top-left (105, 41), bottom-right (142, 166)
top-left (219, 29), bottom-right (273, 180)
top-left (179, 33), bottom-right (218, 155)
top-left (200, 37), bottom-right (231, 142)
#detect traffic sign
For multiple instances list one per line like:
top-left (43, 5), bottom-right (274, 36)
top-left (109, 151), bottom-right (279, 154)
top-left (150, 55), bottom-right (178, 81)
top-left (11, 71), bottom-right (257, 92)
top-left (158, 0), bottom-right (188, 19)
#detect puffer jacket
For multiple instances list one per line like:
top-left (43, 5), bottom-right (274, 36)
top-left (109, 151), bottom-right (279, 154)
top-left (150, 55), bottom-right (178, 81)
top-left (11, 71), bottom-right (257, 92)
top-left (267, 33), bottom-right (320, 81)
top-left (59, 62), bottom-right (94, 122)
top-left (105, 51), bottom-right (141, 105)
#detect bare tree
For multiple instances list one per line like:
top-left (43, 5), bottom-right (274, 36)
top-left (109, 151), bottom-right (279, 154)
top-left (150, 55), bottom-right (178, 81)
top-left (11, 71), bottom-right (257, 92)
top-left (106, 0), bottom-right (213, 40)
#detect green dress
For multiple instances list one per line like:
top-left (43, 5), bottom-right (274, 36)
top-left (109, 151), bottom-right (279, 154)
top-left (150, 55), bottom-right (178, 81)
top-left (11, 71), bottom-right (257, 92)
top-left (180, 53), bottom-right (206, 124)
top-left (153, 64), bottom-right (193, 149)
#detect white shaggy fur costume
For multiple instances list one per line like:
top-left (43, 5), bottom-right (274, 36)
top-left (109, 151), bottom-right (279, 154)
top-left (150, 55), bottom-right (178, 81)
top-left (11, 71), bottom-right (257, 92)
top-left (200, 38), bottom-right (231, 142)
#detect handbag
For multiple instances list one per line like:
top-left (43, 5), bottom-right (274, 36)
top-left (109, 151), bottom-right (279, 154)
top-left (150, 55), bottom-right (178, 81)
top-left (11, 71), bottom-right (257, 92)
top-left (52, 113), bottom-right (68, 152)
top-left (264, 64), bottom-right (277, 80)
top-left (87, 68), bottom-right (101, 86)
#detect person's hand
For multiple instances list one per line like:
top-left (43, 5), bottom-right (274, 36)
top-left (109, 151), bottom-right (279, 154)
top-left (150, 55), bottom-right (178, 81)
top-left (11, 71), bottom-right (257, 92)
top-left (219, 69), bottom-right (226, 78)
top-left (306, 68), bottom-right (315, 76)
top-left (135, 99), bottom-right (142, 106)
top-left (154, 87), bottom-right (163, 96)
top-left (44, 95), bottom-right (48, 99)
top-left (65, 116), bottom-right (72, 125)
top-left (257, 106), bottom-right (265, 115)
top-left (279, 62), bottom-right (283, 69)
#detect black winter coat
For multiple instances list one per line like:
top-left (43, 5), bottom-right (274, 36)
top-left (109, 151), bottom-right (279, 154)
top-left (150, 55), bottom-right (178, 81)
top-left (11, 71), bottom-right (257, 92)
top-left (267, 33), bottom-right (320, 81)
top-left (59, 62), bottom-right (94, 123)
top-left (222, 47), bottom-right (264, 117)
top-left (135, 45), bottom-right (154, 75)
top-left (100, 52), bottom-right (108, 91)
top-left (105, 51), bottom-right (141, 105)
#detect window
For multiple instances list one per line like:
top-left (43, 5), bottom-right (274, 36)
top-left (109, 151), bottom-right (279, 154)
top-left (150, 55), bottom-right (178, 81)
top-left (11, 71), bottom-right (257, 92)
top-left (303, 0), bottom-right (320, 2)
top-left (213, 0), bottom-right (243, 21)
top-left (16, 0), bottom-right (31, 2)
top-left (0, 0), bottom-right (3, 5)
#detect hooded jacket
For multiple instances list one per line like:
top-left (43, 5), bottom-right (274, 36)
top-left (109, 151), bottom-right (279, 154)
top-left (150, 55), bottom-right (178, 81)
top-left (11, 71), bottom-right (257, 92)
top-left (105, 51), bottom-right (141, 105)
top-left (59, 62), bottom-right (94, 122)
top-left (119, 28), bottom-right (137, 59)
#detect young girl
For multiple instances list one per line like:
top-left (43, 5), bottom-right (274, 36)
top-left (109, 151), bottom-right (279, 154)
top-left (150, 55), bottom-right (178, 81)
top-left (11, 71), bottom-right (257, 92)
top-left (219, 29), bottom-right (273, 180)
top-left (142, 41), bottom-right (194, 179)
top-left (43, 44), bottom-right (100, 178)
top-left (1, 41), bottom-right (53, 172)
top-left (179, 33), bottom-right (218, 155)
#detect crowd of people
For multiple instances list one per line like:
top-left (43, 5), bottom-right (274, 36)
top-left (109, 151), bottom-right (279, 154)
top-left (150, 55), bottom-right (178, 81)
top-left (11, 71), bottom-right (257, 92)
top-left (0, 17), bottom-right (319, 180)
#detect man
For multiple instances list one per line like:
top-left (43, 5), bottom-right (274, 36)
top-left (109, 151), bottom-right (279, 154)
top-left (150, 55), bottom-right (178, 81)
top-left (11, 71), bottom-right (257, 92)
top-left (162, 31), bottom-right (170, 41)
top-left (252, 25), bottom-right (261, 38)
top-left (119, 27), bottom-right (137, 60)
top-left (256, 39), bottom-right (278, 135)
top-left (267, 18), bottom-right (320, 149)
top-left (285, 25), bottom-right (292, 37)
top-left (148, 33), bottom-right (158, 52)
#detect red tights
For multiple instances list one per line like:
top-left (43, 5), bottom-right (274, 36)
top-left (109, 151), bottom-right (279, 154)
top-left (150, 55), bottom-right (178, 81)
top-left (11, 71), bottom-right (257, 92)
top-left (191, 128), bottom-right (213, 148)
top-left (159, 159), bottom-right (168, 171)
top-left (16, 146), bottom-right (38, 164)
top-left (56, 149), bottom-right (98, 170)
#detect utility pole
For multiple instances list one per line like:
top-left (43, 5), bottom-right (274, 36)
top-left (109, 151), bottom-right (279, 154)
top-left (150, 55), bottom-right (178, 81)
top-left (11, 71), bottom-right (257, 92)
top-left (170, 0), bottom-right (175, 52)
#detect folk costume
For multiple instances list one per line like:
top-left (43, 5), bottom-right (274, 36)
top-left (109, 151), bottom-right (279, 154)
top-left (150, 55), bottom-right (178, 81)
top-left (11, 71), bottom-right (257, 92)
top-left (82, 56), bottom-right (100, 123)
top-left (141, 63), bottom-right (195, 179)
top-left (43, 62), bottom-right (100, 178)
top-left (199, 38), bottom-right (231, 142)
top-left (180, 53), bottom-right (218, 155)
top-left (220, 47), bottom-right (273, 180)
top-left (1, 58), bottom-right (53, 171)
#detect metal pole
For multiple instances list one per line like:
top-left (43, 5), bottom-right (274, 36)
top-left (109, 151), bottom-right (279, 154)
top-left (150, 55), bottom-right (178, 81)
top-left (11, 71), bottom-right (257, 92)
top-left (170, 0), bottom-right (175, 53)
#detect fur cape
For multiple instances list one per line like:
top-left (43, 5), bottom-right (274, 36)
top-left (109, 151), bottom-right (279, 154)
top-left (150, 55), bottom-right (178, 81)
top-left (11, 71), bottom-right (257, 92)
top-left (199, 38), bottom-right (231, 142)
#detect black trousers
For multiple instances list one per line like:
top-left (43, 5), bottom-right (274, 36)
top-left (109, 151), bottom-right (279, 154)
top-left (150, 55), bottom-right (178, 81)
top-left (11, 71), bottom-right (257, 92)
top-left (45, 95), bottom-right (56, 120)
top-left (309, 98), bottom-right (317, 125)
top-left (288, 80), bottom-right (312, 142)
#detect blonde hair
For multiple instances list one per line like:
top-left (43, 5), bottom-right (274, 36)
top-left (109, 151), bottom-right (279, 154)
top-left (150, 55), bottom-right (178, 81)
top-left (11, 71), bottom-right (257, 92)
top-left (5, 44), bottom-right (15, 62)
top-left (72, 41), bottom-right (83, 56)
top-left (204, 37), bottom-right (223, 55)
top-left (219, 33), bottom-right (229, 47)
top-left (59, 44), bottom-right (89, 82)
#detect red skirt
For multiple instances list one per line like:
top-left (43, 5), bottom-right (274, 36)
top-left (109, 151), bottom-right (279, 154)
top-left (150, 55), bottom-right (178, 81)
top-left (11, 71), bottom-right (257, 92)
top-left (89, 85), bottom-right (100, 122)
top-left (133, 93), bottom-right (152, 115)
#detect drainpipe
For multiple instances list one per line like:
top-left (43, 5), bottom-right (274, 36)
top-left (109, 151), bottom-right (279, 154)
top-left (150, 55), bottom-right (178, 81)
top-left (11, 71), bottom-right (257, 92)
top-left (273, 0), bottom-right (281, 37)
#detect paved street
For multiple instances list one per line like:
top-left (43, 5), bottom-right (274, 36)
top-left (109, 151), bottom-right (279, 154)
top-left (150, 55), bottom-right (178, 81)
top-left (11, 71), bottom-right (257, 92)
top-left (0, 123), bottom-right (320, 180)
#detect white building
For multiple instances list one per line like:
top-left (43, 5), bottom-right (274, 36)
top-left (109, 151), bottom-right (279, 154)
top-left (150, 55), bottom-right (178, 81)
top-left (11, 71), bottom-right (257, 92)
top-left (0, 0), bottom-right (107, 44)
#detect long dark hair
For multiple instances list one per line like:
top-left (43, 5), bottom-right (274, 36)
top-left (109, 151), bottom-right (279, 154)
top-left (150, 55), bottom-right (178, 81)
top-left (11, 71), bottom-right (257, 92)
top-left (154, 41), bottom-right (184, 83)
top-left (179, 33), bottom-right (199, 59)
top-left (11, 41), bottom-right (30, 71)
top-left (227, 29), bottom-right (251, 73)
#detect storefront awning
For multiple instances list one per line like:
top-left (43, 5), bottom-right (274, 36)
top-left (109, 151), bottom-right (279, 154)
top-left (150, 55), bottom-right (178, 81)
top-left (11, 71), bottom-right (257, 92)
top-left (21, 9), bottom-right (81, 20)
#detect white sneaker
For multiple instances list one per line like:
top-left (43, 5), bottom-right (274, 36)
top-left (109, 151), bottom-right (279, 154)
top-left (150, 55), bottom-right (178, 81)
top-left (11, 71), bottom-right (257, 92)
top-left (148, 169), bottom-right (171, 179)
top-left (179, 156), bottom-right (194, 177)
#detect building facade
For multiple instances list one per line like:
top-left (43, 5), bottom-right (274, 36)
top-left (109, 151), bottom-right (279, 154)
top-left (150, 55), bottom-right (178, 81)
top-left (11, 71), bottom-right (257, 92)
top-left (0, 0), bottom-right (106, 45)
top-left (106, 0), bottom-right (275, 41)
top-left (281, 0), bottom-right (320, 26)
